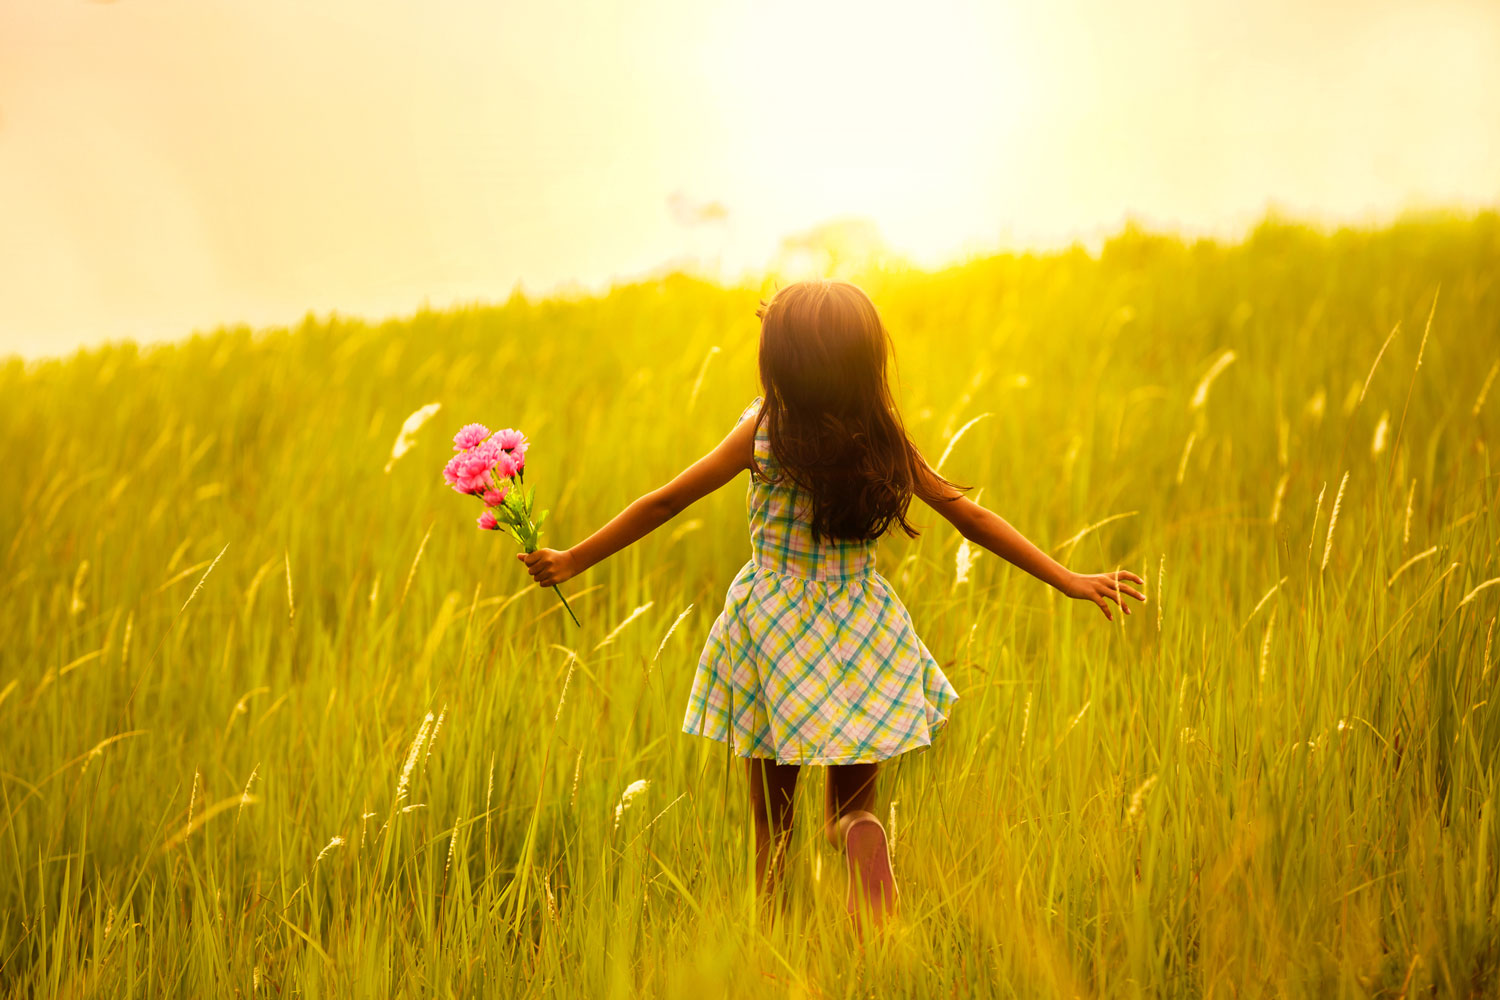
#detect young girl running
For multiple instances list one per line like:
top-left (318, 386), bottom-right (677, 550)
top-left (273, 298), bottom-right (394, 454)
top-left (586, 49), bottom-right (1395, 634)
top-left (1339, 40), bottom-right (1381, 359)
top-left (518, 280), bottom-right (1145, 928)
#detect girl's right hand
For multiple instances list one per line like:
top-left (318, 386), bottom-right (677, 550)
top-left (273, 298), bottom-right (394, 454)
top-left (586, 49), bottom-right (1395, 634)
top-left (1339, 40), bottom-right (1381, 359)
top-left (1063, 570), bottom-right (1147, 621)
top-left (517, 548), bottom-right (578, 587)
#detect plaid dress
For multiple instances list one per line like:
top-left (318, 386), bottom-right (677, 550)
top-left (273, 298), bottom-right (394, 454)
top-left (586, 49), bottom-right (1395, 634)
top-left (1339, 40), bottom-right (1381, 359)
top-left (681, 396), bottom-right (959, 765)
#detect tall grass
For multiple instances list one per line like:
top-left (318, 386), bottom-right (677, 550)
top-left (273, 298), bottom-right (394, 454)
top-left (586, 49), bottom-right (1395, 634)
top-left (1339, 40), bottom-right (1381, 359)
top-left (1, 213), bottom-right (1498, 997)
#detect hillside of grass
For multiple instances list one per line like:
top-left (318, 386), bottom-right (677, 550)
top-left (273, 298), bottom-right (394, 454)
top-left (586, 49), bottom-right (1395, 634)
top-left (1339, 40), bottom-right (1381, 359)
top-left (2, 214), bottom-right (1498, 997)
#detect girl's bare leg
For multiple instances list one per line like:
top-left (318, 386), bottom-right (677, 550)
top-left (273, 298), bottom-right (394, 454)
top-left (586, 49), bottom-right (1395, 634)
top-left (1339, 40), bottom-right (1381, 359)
top-left (824, 763), bottom-right (879, 846)
top-left (826, 763), bottom-right (897, 928)
top-left (747, 758), bottom-right (800, 899)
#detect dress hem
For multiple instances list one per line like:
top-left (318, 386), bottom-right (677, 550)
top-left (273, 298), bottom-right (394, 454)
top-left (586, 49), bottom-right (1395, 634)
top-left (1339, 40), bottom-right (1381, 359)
top-left (680, 712), bottom-right (953, 766)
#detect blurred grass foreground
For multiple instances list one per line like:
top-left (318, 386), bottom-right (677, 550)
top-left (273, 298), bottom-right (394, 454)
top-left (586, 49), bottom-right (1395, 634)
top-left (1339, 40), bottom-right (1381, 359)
top-left (2, 213), bottom-right (1499, 998)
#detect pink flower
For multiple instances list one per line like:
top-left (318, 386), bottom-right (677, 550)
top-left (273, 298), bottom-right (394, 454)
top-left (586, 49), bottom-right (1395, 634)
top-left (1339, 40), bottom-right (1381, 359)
top-left (482, 488), bottom-right (507, 506)
top-left (495, 428), bottom-right (528, 454)
top-left (477, 510), bottom-right (499, 530)
top-left (493, 450), bottom-right (520, 480)
top-left (442, 454), bottom-right (464, 491)
top-left (453, 423), bottom-right (491, 451)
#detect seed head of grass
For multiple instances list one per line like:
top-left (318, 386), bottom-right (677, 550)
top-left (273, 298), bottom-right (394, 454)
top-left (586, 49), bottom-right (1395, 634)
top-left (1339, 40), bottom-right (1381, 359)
top-left (1019, 690), bottom-right (1032, 751)
top-left (1260, 608), bottom-right (1277, 683)
top-left (613, 778), bottom-right (650, 831)
top-left (1270, 473), bottom-right (1289, 525)
top-left (1473, 360), bottom-right (1499, 417)
top-left (384, 402), bottom-right (441, 473)
top-left (425, 705), bottom-right (447, 767)
top-left (954, 539), bottom-right (978, 586)
top-left (237, 764), bottom-right (260, 824)
top-left (179, 544), bottom-right (229, 616)
top-left (1156, 554), bottom-right (1165, 633)
top-left (315, 835), bottom-right (346, 865)
top-left (397, 712), bottom-right (435, 802)
top-left (1359, 322), bottom-right (1400, 403)
top-left (1126, 775), bottom-right (1158, 824)
top-left (1175, 431), bottom-right (1196, 485)
top-left (1403, 479), bottom-right (1417, 549)
top-left (1308, 482), bottom-right (1327, 556)
top-left (69, 560), bottom-right (89, 616)
top-left (595, 602), bottom-right (654, 650)
top-left (1321, 471), bottom-right (1349, 572)
top-left (936, 412), bottom-right (992, 471)
top-left (1371, 412), bottom-right (1389, 456)
top-left (1190, 350), bottom-right (1236, 409)
top-left (651, 604), bottom-right (696, 666)
top-left (1457, 577), bottom-right (1500, 609)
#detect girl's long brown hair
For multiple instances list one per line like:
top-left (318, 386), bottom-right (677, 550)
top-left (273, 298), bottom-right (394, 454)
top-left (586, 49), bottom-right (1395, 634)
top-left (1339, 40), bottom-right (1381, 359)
top-left (752, 280), bottom-right (969, 543)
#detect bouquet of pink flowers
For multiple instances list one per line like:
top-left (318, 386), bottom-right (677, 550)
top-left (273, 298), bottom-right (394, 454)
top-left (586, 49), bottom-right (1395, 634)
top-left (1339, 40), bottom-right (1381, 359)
top-left (443, 423), bottom-right (581, 627)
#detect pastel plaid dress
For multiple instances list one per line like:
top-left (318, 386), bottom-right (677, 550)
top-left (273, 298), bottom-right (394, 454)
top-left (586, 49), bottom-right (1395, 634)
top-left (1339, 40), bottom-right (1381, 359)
top-left (681, 396), bottom-right (959, 765)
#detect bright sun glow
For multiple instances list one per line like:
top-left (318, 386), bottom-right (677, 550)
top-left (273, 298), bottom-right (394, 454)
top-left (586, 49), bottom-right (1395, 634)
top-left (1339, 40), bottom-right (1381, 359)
top-left (705, 1), bottom-right (1032, 265)
top-left (0, 0), bottom-right (1496, 355)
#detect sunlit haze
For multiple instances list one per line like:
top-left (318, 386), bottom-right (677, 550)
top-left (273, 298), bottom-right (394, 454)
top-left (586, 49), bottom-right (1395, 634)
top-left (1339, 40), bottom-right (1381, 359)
top-left (1, 0), bottom-right (1496, 357)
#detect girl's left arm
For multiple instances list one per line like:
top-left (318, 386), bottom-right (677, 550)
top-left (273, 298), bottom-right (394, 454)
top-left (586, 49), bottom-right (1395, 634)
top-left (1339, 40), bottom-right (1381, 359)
top-left (517, 413), bottom-right (756, 587)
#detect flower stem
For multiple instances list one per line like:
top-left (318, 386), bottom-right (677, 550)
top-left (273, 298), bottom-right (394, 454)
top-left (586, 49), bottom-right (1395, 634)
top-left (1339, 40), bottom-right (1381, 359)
top-left (551, 585), bottom-right (582, 628)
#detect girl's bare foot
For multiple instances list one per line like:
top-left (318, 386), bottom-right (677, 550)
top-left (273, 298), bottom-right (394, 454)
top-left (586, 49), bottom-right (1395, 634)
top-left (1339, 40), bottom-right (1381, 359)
top-left (837, 810), bottom-right (897, 930)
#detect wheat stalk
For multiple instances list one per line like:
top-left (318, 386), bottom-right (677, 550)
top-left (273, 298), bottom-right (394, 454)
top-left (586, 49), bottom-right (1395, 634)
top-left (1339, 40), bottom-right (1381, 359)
top-left (1126, 775), bottom-right (1158, 824)
top-left (180, 544), bottom-right (229, 615)
top-left (1473, 360), bottom-right (1499, 417)
top-left (236, 764), bottom-right (260, 825)
top-left (594, 602), bottom-right (654, 650)
top-left (425, 705), bottom-right (447, 767)
top-left (1308, 482), bottom-right (1327, 558)
top-left (1321, 472), bottom-right (1349, 572)
top-left (1403, 479), bottom-right (1418, 549)
top-left (613, 778), bottom-right (650, 831)
top-left (284, 549), bottom-right (295, 622)
top-left (1239, 576), bottom-right (1289, 633)
top-left (1359, 322), bottom-right (1401, 403)
top-left (1053, 511), bottom-right (1139, 555)
top-left (1054, 699), bottom-right (1090, 751)
top-left (315, 835), bottom-right (346, 865)
top-left (954, 538), bottom-right (978, 586)
top-left (396, 713), bottom-right (435, 802)
top-left (398, 526), bottom-right (432, 608)
top-left (1156, 554), bottom-right (1165, 634)
top-left (570, 749), bottom-right (582, 810)
top-left (686, 345), bottom-right (721, 411)
top-left (1371, 412), bottom-right (1390, 456)
top-left (1387, 287), bottom-right (1439, 482)
top-left (1175, 431), bottom-right (1197, 485)
top-left (1270, 473), bottom-right (1290, 524)
top-left (1457, 577), bottom-right (1500, 608)
top-left (69, 560), bottom-right (89, 616)
top-left (936, 412), bottom-right (993, 471)
top-left (651, 604), bottom-right (696, 665)
top-left (1191, 350), bottom-right (1237, 409)
top-left (1019, 691), bottom-right (1031, 751)
top-left (1259, 607), bottom-right (1277, 683)
top-left (443, 816), bottom-right (461, 885)
top-left (384, 402), bottom-right (441, 473)
top-left (1484, 616), bottom-right (1496, 680)
top-left (1386, 546), bottom-right (1437, 588)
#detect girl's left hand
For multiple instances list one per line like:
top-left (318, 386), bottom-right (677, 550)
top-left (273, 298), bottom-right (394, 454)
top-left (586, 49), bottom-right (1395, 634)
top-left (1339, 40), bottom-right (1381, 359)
top-left (1063, 569), bottom-right (1147, 621)
top-left (517, 548), bottom-right (577, 587)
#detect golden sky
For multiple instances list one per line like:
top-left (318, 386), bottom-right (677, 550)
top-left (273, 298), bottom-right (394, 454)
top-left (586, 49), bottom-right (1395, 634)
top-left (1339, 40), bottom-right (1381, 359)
top-left (1, 0), bottom-right (1497, 357)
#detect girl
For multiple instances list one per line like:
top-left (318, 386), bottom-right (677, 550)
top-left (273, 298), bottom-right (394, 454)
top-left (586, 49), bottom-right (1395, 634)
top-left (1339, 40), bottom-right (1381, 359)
top-left (518, 280), bottom-right (1145, 929)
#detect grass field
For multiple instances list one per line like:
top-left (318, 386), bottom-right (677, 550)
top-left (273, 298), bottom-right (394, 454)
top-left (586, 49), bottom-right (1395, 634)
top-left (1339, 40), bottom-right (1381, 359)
top-left (2, 214), bottom-right (1499, 998)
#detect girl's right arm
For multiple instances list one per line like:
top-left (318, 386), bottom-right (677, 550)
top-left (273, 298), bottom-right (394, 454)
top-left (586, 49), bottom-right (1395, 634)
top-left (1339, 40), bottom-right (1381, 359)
top-left (916, 459), bottom-right (1146, 621)
top-left (517, 408), bottom-right (757, 588)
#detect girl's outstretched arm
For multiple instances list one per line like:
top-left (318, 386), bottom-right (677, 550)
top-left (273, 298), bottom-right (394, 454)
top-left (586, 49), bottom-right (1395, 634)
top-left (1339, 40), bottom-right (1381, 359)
top-left (915, 458), bottom-right (1146, 621)
top-left (517, 409), bottom-right (757, 588)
